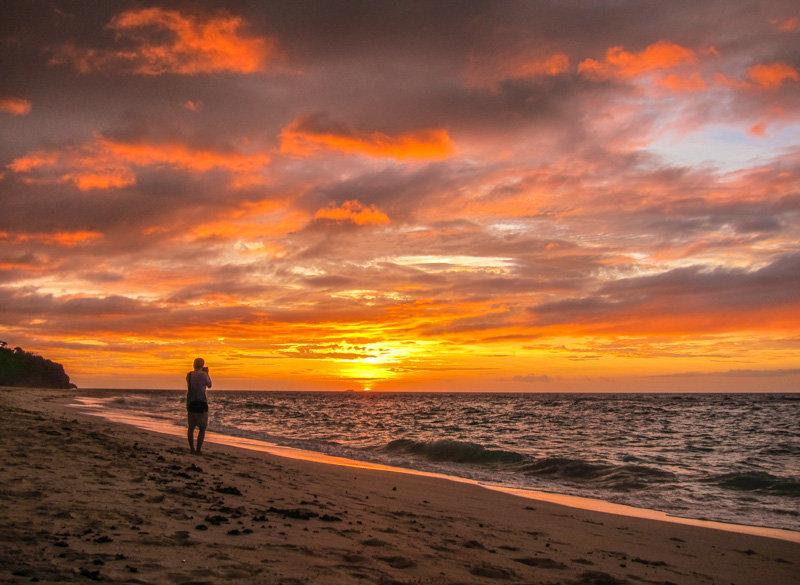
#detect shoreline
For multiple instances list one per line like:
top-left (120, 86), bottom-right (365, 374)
top-left (72, 392), bottom-right (800, 544)
top-left (2, 387), bottom-right (799, 585)
top-left (75, 387), bottom-right (800, 394)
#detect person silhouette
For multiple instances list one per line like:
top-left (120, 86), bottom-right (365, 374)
top-left (186, 358), bottom-right (212, 455)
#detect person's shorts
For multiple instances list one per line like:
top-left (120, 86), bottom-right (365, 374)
top-left (187, 410), bottom-right (208, 429)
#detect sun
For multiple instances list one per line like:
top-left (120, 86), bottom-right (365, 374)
top-left (363, 387), bottom-right (372, 392)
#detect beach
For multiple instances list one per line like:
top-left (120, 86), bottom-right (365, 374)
top-left (1, 388), bottom-right (798, 585)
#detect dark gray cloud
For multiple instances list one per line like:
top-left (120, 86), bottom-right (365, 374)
top-left (527, 253), bottom-right (800, 329)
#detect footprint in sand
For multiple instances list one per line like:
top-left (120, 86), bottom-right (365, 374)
top-left (513, 556), bottom-right (567, 569)
top-left (469, 562), bottom-right (518, 580)
top-left (377, 555), bottom-right (417, 569)
top-left (575, 571), bottom-right (630, 585)
top-left (360, 538), bottom-right (389, 547)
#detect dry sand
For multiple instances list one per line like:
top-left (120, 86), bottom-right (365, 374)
top-left (1, 387), bottom-right (797, 585)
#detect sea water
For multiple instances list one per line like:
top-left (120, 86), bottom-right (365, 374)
top-left (79, 391), bottom-right (800, 532)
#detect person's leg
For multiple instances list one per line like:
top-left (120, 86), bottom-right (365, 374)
top-left (187, 415), bottom-right (196, 454)
top-left (195, 412), bottom-right (208, 454)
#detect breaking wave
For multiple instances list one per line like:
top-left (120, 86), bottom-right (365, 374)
top-left (519, 457), bottom-right (676, 491)
top-left (384, 438), bottom-right (526, 464)
top-left (383, 441), bottom-right (676, 492)
top-left (710, 472), bottom-right (800, 497)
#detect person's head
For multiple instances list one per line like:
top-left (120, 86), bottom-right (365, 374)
top-left (193, 357), bottom-right (205, 370)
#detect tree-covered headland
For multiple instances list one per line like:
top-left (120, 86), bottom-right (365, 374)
top-left (0, 341), bottom-right (76, 389)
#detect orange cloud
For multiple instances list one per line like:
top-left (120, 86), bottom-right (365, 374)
top-left (0, 97), bottom-right (31, 115)
top-left (190, 200), bottom-right (306, 243)
top-left (7, 151), bottom-right (57, 173)
top-left (0, 230), bottom-right (102, 246)
top-left (8, 137), bottom-right (270, 190)
top-left (314, 200), bottom-right (390, 225)
top-left (657, 72), bottom-right (707, 92)
top-left (746, 62), bottom-right (799, 89)
top-left (773, 17), bottom-right (799, 31)
top-left (54, 8), bottom-right (274, 75)
top-left (749, 121), bottom-right (768, 137)
top-left (579, 41), bottom-right (697, 80)
top-left (280, 116), bottom-right (454, 160)
top-left (71, 171), bottom-right (135, 190)
top-left (515, 53), bottom-right (570, 77)
top-left (465, 52), bottom-right (570, 87)
top-left (102, 139), bottom-right (270, 173)
top-left (713, 72), bottom-right (749, 90)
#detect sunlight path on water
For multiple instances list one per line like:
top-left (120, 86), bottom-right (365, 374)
top-left (71, 397), bottom-right (800, 544)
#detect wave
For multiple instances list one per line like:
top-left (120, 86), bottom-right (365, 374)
top-left (758, 444), bottom-right (800, 457)
top-left (384, 438), bottom-right (526, 464)
top-left (709, 472), bottom-right (800, 497)
top-left (241, 400), bottom-right (280, 411)
top-left (382, 440), bottom-right (678, 491)
top-left (520, 457), bottom-right (676, 491)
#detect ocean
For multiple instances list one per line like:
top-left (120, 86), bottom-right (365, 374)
top-left (76, 390), bottom-right (800, 533)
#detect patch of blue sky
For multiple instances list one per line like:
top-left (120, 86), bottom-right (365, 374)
top-left (645, 124), bottom-right (799, 173)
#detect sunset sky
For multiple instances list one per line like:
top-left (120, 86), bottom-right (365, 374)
top-left (2, 1), bottom-right (799, 392)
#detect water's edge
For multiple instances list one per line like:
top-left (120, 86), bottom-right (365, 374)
top-left (71, 399), bottom-right (800, 544)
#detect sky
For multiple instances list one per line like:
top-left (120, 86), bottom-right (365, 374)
top-left (1, 1), bottom-right (799, 392)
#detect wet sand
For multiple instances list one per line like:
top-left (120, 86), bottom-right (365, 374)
top-left (1, 387), bottom-right (798, 584)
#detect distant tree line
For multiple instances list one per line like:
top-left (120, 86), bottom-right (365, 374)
top-left (0, 341), bottom-right (76, 389)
